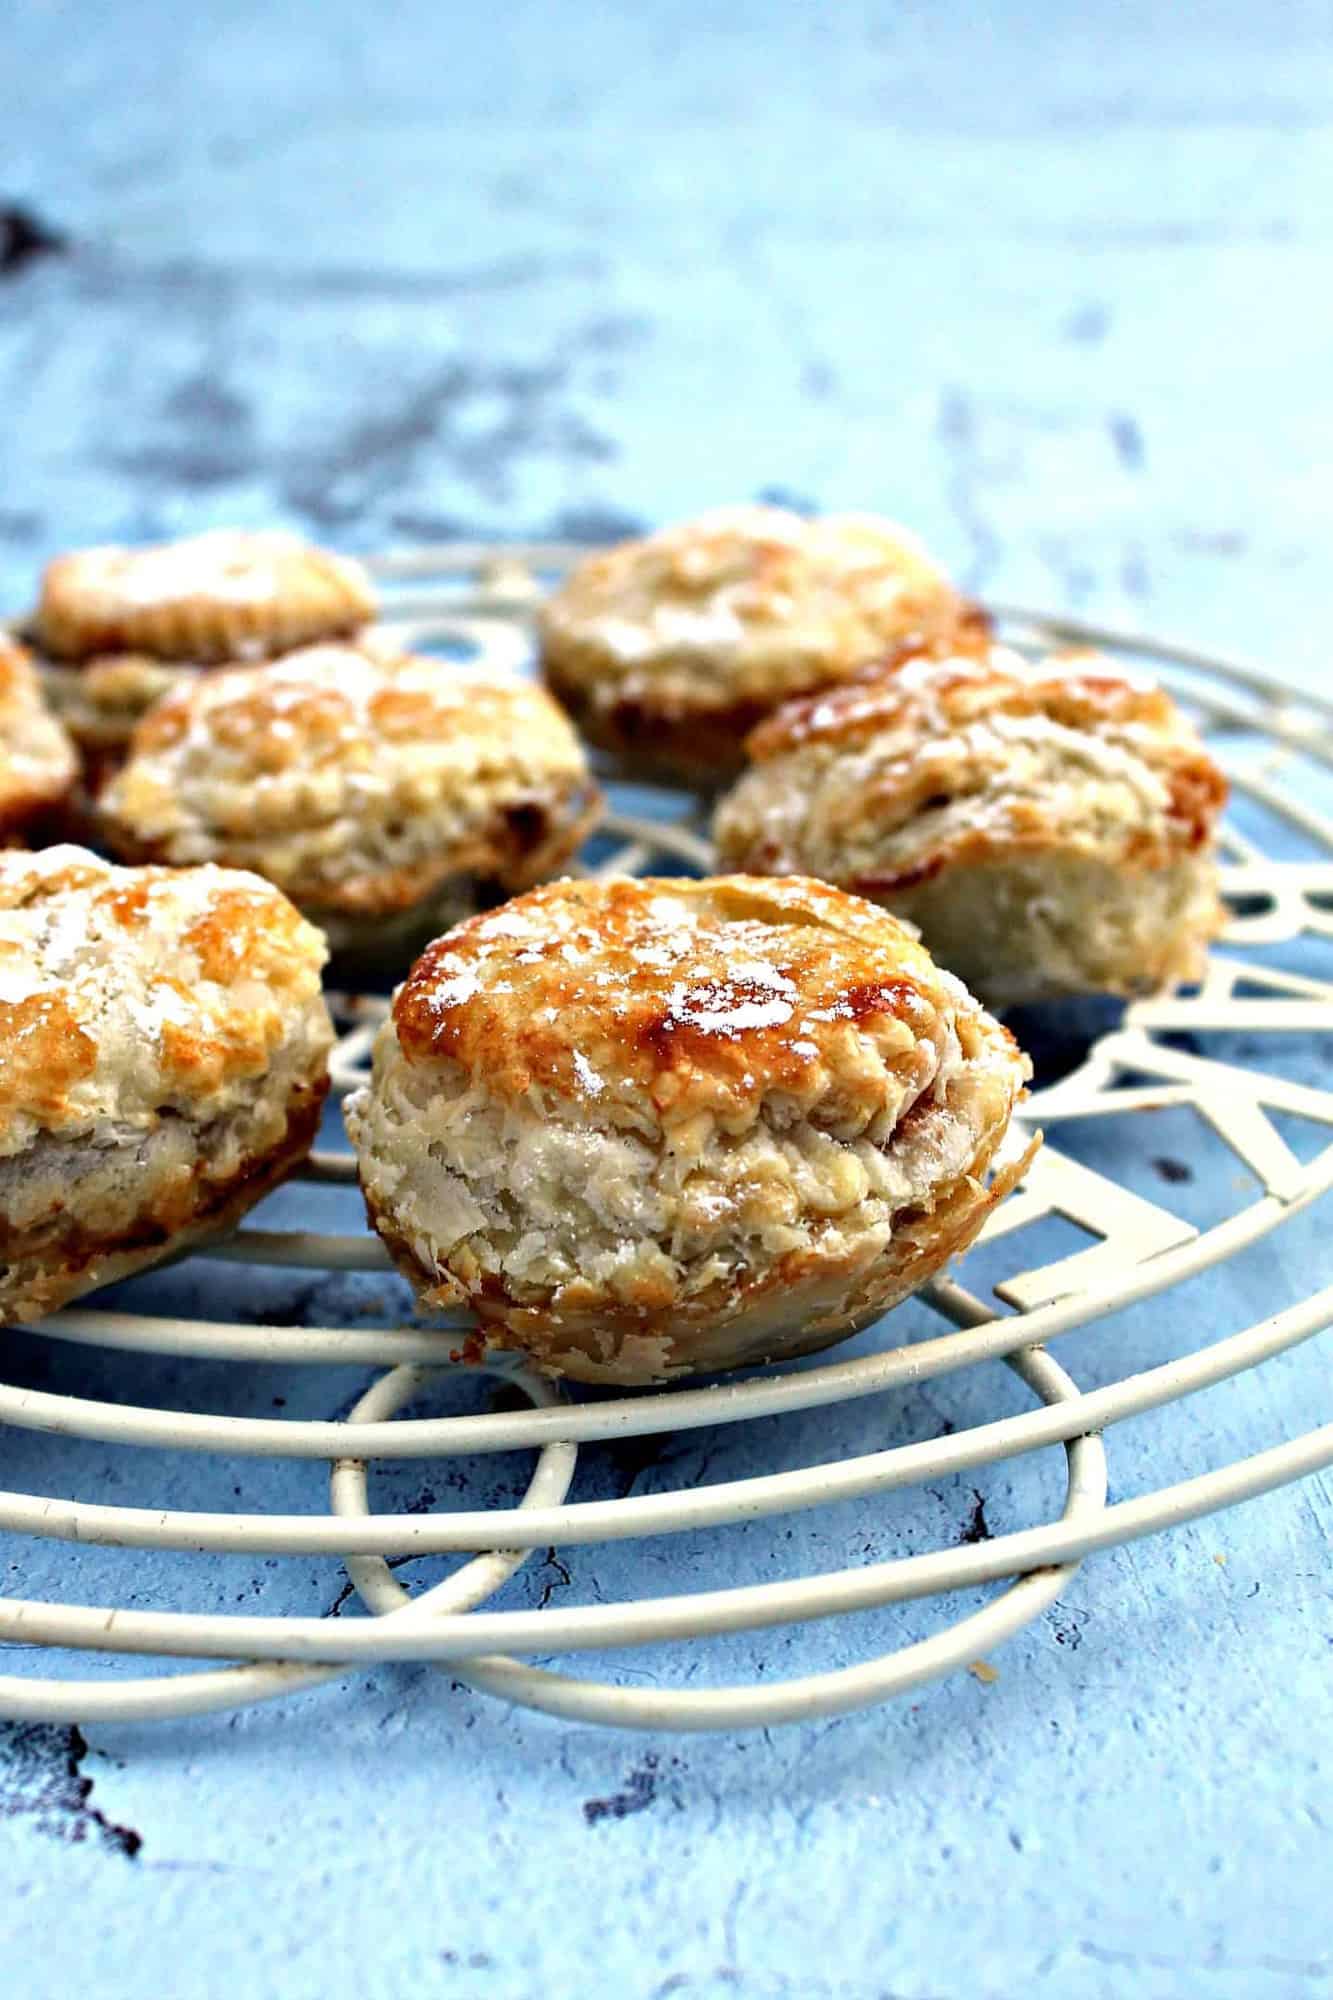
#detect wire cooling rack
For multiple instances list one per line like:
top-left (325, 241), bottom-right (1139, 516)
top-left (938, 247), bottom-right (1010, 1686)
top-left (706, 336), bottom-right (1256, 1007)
top-left (2, 545), bottom-right (1331, 1733)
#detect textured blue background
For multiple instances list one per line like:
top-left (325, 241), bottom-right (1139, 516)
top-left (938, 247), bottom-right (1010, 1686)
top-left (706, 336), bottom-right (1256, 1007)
top-left (2, 4), bottom-right (1331, 1996)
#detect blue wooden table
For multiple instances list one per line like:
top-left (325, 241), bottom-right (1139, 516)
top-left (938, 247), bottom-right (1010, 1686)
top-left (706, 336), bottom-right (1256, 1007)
top-left (3, 4), bottom-right (1331, 1995)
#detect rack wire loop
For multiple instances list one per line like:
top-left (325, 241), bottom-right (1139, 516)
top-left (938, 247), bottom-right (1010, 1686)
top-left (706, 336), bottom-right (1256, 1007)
top-left (1, 546), bottom-right (1329, 1730)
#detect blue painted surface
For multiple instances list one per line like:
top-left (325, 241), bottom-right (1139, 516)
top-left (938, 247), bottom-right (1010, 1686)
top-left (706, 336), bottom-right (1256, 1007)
top-left (2, 4), bottom-right (1332, 1995)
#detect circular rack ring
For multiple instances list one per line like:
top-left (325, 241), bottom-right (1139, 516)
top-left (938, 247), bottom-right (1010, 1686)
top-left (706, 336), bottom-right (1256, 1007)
top-left (1, 544), bottom-right (1330, 1731)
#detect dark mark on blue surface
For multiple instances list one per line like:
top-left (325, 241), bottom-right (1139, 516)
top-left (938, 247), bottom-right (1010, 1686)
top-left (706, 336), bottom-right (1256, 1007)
top-left (1051, 1608), bottom-right (1091, 1650)
top-left (327, 1553), bottom-right (422, 1619)
top-left (1007, 997), bottom-right (1129, 1089)
top-left (240, 1277), bottom-right (330, 1327)
top-left (604, 1428), bottom-right (677, 1499)
top-left (583, 1754), bottom-right (662, 1825)
top-left (1080, 1940), bottom-right (1332, 1977)
top-left (164, 375), bottom-right (253, 431)
top-left (958, 1489), bottom-right (992, 1545)
top-left (78, 312), bottom-right (636, 530)
top-left (386, 508), bottom-right (473, 542)
top-left (1038, 533), bottom-right (1098, 605)
top-left (279, 358), bottom-right (619, 527)
top-left (1176, 528), bottom-right (1249, 558)
top-left (1120, 548), bottom-right (1151, 599)
top-left (1064, 301), bottom-right (1111, 343)
top-left (0, 1723), bottom-right (142, 1859)
top-left (757, 484), bottom-right (819, 516)
top-left (0, 508), bottom-right (43, 543)
top-left (1109, 412), bottom-right (1145, 470)
top-left (109, 374), bottom-right (259, 492)
top-left (1153, 1155), bottom-right (1194, 1184)
top-left (0, 204), bottom-right (66, 275)
top-left (536, 1547), bottom-right (573, 1610)
top-left (551, 503), bottom-right (646, 545)
top-left (68, 250), bottom-right (607, 307)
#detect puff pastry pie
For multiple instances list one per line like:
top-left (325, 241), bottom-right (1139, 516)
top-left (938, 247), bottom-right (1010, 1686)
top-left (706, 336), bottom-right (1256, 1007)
top-left (0, 847), bottom-right (333, 1324)
top-left (538, 505), bottom-right (986, 784)
top-left (714, 648), bottom-right (1228, 1004)
top-left (0, 640), bottom-right (78, 844)
top-left (347, 874), bottom-right (1034, 1384)
top-left (100, 641), bottom-right (602, 957)
top-left (30, 529), bottom-right (376, 775)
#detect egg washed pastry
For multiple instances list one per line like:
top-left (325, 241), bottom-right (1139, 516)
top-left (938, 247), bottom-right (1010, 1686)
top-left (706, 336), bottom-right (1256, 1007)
top-left (99, 641), bottom-right (603, 958)
top-left (346, 874), bottom-right (1035, 1385)
top-left (0, 640), bottom-right (78, 843)
top-left (29, 529), bottom-right (376, 773)
top-left (537, 505), bottom-right (988, 784)
top-left (713, 647), bottom-right (1229, 1005)
top-left (0, 847), bottom-right (333, 1326)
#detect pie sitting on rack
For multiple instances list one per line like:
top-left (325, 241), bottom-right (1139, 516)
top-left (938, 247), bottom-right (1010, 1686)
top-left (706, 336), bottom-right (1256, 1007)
top-left (0, 846), bottom-right (333, 1325)
top-left (347, 873), bottom-right (1036, 1384)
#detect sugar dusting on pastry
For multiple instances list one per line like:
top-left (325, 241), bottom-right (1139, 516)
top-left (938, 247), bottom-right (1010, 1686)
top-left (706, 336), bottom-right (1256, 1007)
top-left (538, 505), bottom-right (986, 781)
top-left (0, 846), bottom-right (333, 1325)
top-left (0, 640), bottom-right (78, 836)
top-left (715, 646), bottom-right (1228, 1004)
top-left (348, 874), bottom-right (1034, 1385)
top-left (99, 641), bottom-right (601, 954)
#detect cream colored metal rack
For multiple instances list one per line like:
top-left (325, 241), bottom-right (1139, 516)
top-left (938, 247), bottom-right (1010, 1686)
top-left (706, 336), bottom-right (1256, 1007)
top-left (0, 547), bottom-right (1330, 1732)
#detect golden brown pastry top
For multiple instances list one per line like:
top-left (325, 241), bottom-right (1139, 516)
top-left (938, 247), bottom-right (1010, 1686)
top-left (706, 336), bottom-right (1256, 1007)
top-left (538, 506), bottom-right (979, 709)
top-left (121, 642), bottom-right (576, 786)
top-left (742, 646), bottom-right (1228, 854)
top-left (393, 874), bottom-right (1010, 1138)
top-left (0, 640), bottom-right (78, 832)
top-left (713, 645), bottom-right (1230, 935)
top-left (100, 643), bottom-right (598, 915)
top-left (0, 846), bottom-right (330, 1152)
top-left (33, 529), bottom-right (376, 664)
top-left (751, 647), bottom-right (1179, 753)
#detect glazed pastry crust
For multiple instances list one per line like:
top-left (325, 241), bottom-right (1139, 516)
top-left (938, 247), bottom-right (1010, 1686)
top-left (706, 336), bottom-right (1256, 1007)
top-left (713, 648), bottom-right (1229, 1003)
top-left (347, 874), bottom-right (1034, 1384)
top-left (0, 847), bottom-right (333, 1323)
top-left (33, 530), bottom-right (375, 664)
top-left (0, 641), bottom-right (78, 840)
top-left (99, 643), bottom-right (602, 950)
top-left (538, 506), bottom-right (986, 781)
